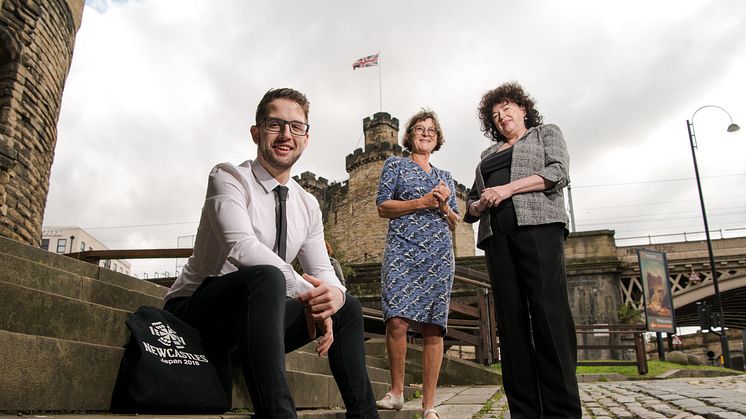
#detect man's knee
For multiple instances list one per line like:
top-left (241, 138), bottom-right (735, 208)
top-left (233, 265), bottom-right (286, 299)
top-left (336, 293), bottom-right (363, 320)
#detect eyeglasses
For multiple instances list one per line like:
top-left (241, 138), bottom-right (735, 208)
top-left (412, 126), bottom-right (437, 137)
top-left (261, 117), bottom-right (310, 136)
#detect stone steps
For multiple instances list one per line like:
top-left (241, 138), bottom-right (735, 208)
top-left (0, 236), bottom-right (421, 414)
top-left (0, 250), bottom-right (166, 310)
top-left (0, 236), bottom-right (168, 299)
top-left (287, 344), bottom-right (393, 385)
top-left (365, 339), bottom-right (501, 386)
top-left (0, 231), bottom-right (500, 418)
top-left (0, 280), bottom-right (130, 347)
top-left (0, 330), bottom-right (415, 412)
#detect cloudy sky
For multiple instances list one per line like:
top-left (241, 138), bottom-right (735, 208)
top-left (43, 0), bottom-right (746, 277)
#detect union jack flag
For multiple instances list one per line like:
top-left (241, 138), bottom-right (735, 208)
top-left (352, 53), bottom-right (379, 70)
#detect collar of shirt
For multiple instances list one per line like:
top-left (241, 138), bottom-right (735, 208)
top-left (243, 159), bottom-right (285, 196)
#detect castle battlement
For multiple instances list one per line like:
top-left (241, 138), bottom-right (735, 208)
top-left (345, 141), bottom-right (408, 173)
top-left (363, 112), bottom-right (399, 132)
top-left (294, 171), bottom-right (329, 190)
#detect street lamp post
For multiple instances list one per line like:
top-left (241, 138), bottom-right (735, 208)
top-left (686, 105), bottom-right (740, 369)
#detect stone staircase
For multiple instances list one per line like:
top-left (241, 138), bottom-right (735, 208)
top-left (0, 236), bottom-right (499, 417)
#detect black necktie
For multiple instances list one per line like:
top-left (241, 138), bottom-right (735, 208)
top-left (274, 185), bottom-right (288, 261)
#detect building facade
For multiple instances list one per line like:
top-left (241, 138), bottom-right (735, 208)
top-left (41, 226), bottom-right (132, 275)
top-left (0, 0), bottom-right (84, 245)
top-left (295, 112), bottom-right (475, 264)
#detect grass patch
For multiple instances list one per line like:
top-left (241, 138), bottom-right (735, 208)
top-left (472, 390), bottom-right (505, 419)
top-left (491, 360), bottom-right (741, 378)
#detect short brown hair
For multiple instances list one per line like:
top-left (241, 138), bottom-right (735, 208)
top-left (478, 82), bottom-right (543, 142)
top-left (255, 88), bottom-right (310, 124)
top-left (402, 109), bottom-right (445, 152)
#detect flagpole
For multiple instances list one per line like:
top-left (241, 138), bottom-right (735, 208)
top-left (378, 51), bottom-right (382, 112)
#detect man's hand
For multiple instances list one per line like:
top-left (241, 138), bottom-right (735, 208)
top-left (315, 316), bottom-right (333, 357)
top-left (299, 274), bottom-right (344, 321)
top-left (304, 308), bottom-right (334, 357)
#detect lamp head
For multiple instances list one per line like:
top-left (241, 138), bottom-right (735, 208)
top-left (727, 123), bottom-right (740, 133)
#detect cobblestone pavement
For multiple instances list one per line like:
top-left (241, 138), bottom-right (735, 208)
top-left (479, 375), bottom-right (746, 419)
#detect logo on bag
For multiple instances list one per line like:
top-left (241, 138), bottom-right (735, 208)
top-left (140, 320), bottom-right (209, 366)
top-left (149, 321), bottom-right (186, 349)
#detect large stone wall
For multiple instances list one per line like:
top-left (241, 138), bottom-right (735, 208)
top-left (0, 0), bottom-right (83, 245)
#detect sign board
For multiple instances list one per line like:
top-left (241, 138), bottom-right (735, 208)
top-left (638, 249), bottom-right (676, 333)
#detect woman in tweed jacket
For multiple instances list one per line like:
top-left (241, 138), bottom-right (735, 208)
top-left (464, 82), bottom-right (581, 419)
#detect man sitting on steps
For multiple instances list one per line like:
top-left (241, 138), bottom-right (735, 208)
top-left (164, 87), bottom-right (379, 418)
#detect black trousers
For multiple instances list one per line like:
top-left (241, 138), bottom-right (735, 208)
top-left (485, 206), bottom-right (581, 419)
top-left (164, 265), bottom-right (378, 419)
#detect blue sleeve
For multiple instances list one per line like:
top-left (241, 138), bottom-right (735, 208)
top-left (376, 157), bottom-right (399, 206)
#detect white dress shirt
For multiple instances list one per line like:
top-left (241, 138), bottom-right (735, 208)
top-left (165, 159), bottom-right (345, 300)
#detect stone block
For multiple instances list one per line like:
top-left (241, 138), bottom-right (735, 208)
top-left (97, 267), bottom-right (169, 298)
top-left (0, 280), bottom-right (130, 347)
top-left (0, 235), bottom-right (99, 278)
top-left (0, 251), bottom-right (85, 299)
top-left (666, 350), bottom-right (689, 365)
top-left (0, 330), bottom-right (122, 411)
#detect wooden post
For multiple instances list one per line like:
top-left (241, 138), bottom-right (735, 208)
top-left (634, 332), bottom-right (648, 375)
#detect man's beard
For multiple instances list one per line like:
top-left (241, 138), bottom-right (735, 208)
top-left (260, 143), bottom-right (302, 172)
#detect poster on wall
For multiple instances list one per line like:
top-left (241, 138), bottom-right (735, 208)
top-left (638, 249), bottom-right (676, 333)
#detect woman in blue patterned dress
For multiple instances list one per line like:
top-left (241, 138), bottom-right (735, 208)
top-left (375, 109), bottom-right (459, 419)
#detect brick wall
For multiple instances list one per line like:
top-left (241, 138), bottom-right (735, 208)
top-left (0, 0), bottom-right (83, 245)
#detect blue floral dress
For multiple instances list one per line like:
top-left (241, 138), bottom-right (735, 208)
top-left (376, 156), bottom-right (457, 331)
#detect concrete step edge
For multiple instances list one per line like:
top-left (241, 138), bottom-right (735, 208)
top-left (0, 236), bottom-right (167, 299)
top-left (0, 251), bottom-right (167, 308)
top-left (0, 280), bottom-right (131, 347)
top-left (0, 330), bottom-right (124, 411)
top-left (0, 329), bottom-right (417, 412)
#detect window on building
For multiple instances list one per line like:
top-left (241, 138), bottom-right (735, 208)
top-left (103, 260), bottom-right (111, 269)
top-left (41, 238), bottom-right (49, 250)
top-left (56, 239), bottom-right (67, 253)
top-left (112, 263), bottom-right (118, 272)
top-left (80, 241), bottom-right (86, 252)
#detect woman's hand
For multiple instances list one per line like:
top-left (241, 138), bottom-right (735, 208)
top-left (432, 181), bottom-right (451, 212)
top-left (418, 190), bottom-right (441, 210)
top-left (432, 181), bottom-right (451, 202)
top-left (480, 184), bottom-right (515, 208)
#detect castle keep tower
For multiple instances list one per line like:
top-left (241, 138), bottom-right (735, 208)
top-left (296, 112), bottom-right (475, 264)
top-left (0, 0), bottom-right (84, 245)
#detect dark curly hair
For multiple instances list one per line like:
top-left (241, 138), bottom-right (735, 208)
top-left (402, 109), bottom-right (445, 152)
top-left (478, 82), bottom-right (543, 142)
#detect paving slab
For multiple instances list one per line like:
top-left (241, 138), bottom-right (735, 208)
top-left (5, 374), bottom-right (746, 418)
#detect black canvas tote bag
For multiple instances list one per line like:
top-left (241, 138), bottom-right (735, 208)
top-left (110, 305), bottom-right (230, 413)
